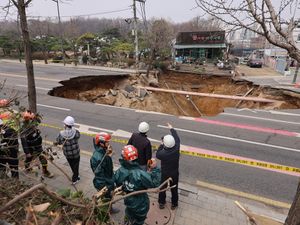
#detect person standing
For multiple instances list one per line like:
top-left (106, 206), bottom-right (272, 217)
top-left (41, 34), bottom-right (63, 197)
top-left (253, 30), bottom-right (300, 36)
top-left (0, 119), bottom-right (19, 179)
top-left (55, 116), bottom-right (80, 184)
top-left (21, 111), bottom-right (54, 178)
top-left (90, 132), bottom-right (114, 197)
top-left (156, 123), bottom-right (180, 210)
top-left (127, 122), bottom-right (152, 170)
top-left (114, 145), bottom-right (161, 225)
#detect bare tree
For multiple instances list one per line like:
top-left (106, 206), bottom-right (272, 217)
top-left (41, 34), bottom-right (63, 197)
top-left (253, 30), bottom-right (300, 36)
top-left (145, 19), bottom-right (174, 76)
top-left (30, 19), bottom-right (52, 64)
top-left (174, 16), bottom-right (222, 33)
top-left (196, 0), bottom-right (300, 83)
top-left (10, 0), bottom-right (37, 113)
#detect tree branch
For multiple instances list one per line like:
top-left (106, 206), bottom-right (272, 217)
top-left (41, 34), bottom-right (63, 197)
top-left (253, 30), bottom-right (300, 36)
top-left (25, 0), bottom-right (33, 7)
top-left (0, 183), bottom-right (86, 214)
top-left (100, 178), bottom-right (174, 207)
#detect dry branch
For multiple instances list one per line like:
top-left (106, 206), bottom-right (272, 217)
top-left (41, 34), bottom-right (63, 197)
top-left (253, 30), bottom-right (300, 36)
top-left (0, 183), bottom-right (86, 214)
top-left (139, 86), bottom-right (278, 103)
top-left (51, 213), bottom-right (63, 225)
top-left (100, 178), bottom-right (174, 207)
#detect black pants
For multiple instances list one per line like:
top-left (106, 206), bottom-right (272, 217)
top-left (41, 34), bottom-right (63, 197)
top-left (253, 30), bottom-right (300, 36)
top-left (158, 173), bottom-right (179, 206)
top-left (0, 148), bottom-right (19, 179)
top-left (67, 157), bottom-right (80, 182)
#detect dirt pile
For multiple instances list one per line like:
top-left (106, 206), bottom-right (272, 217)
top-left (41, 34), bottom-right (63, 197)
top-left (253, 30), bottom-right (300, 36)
top-left (49, 71), bottom-right (300, 116)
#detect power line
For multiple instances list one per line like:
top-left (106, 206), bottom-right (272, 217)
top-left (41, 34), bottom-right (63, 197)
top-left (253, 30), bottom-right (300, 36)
top-left (26, 8), bottom-right (131, 19)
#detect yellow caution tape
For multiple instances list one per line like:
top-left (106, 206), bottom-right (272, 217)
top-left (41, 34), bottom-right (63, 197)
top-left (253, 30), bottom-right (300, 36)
top-left (41, 123), bottom-right (300, 174)
top-left (180, 150), bottom-right (300, 174)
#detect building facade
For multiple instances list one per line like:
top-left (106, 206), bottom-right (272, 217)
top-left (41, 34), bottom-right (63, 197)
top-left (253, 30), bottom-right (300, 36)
top-left (173, 31), bottom-right (226, 62)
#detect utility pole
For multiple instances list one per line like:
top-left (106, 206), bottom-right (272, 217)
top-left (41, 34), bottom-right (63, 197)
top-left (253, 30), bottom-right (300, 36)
top-left (133, 0), bottom-right (139, 68)
top-left (53, 0), bottom-right (65, 65)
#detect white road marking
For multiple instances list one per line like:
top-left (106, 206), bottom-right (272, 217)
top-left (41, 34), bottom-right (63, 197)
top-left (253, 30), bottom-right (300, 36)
top-left (158, 125), bottom-right (300, 153)
top-left (135, 109), bottom-right (170, 116)
top-left (113, 129), bottom-right (161, 143)
top-left (113, 129), bottom-right (132, 138)
top-left (237, 108), bottom-right (257, 113)
top-left (16, 84), bottom-right (51, 91)
top-left (95, 103), bottom-right (135, 111)
top-left (37, 104), bottom-right (70, 111)
top-left (222, 113), bottom-right (300, 125)
top-left (258, 109), bottom-right (300, 117)
top-left (75, 123), bottom-right (114, 134)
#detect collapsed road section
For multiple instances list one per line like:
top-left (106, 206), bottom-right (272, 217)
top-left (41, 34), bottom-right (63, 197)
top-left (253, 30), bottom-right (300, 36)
top-left (49, 71), bottom-right (300, 117)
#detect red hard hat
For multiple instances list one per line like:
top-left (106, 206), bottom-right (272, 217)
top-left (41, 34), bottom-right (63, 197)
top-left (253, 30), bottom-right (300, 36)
top-left (22, 111), bottom-right (35, 121)
top-left (122, 145), bottom-right (138, 161)
top-left (95, 132), bottom-right (111, 145)
top-left (0, 112), bottom-right (11, 120)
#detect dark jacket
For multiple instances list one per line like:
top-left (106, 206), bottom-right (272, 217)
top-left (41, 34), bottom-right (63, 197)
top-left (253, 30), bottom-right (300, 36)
top-left (127, 133), bottom-right (152, 166)
top-left (56, 128), bottom-right (80, 159)
top-left (21, 125), bottom-right (43, 154)
top-left (90, 143), bottom-right (114, 192)
top-left (0, 126), bottom-right (19, 154)
top-left (156, 128), bottom-right (180, 177)
top-left (114, 158), bottom-right (160, 225)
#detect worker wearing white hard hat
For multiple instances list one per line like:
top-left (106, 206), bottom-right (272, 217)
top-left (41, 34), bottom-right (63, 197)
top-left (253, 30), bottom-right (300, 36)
top-left (55, 116), bottom-right (81, 184)
top-left (156, 123), bottom-right (180, 210)
top-left (127, 121), bottom-right (152, 171)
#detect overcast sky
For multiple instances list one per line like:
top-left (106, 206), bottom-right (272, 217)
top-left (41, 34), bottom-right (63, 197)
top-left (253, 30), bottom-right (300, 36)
top-left (20, 0), bottom-right (202, 23)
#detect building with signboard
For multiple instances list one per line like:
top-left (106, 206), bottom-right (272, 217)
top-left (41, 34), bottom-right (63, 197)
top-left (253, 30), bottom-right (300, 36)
top-left (173, 31), bottom-right (226, 61)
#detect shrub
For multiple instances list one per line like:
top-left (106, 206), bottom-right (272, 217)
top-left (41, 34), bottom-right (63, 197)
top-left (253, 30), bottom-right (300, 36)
top-left (153, 61), bottom-right (170, 72)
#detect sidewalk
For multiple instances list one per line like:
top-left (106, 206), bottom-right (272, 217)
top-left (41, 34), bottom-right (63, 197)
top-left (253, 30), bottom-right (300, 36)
top-left (20, 149), bottom-right (288, 225)
top-left (236, 65), bottom-right (300, 94)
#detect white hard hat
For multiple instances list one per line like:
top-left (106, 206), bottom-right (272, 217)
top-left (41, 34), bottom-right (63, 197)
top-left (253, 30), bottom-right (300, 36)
top-left (163, 135), bottom-right (175, 148)
top-left (63, 116), bottom-right (75, 126)
top-left (0, 119), bottom-right (3, 126)
top-left (138, 121), bottom-right (149, 133)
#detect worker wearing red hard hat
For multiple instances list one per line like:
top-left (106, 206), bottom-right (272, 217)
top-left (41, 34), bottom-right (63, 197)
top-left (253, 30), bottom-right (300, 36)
top-left (114, 145), bottom-right (161, 225)
top-left (20, 110), bottom-right (54, 178)
top-left (90, 132), bottom-right (115, 199)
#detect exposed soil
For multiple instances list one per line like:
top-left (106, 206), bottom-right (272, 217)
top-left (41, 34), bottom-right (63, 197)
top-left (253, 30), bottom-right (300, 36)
top-left (49, 71), bottom-right (300, 117)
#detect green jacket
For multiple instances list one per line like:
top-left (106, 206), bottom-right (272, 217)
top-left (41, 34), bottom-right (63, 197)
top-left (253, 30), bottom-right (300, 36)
top-left (114, 159), bottom-right (161, 225)
top-left (90, 144), bottom-right (114, 192)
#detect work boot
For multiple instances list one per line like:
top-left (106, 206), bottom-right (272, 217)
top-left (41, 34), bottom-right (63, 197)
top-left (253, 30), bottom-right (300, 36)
top-left (72, 177), bottom-right (80, 185)
top-left (42, 166), bottom-right (54, 178)
top-left (171, 204), bottom-right (178, 210)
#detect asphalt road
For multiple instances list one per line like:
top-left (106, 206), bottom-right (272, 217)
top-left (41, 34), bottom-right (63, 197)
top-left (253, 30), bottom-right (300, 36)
top-left (1, 60), bottom-right (300, 203)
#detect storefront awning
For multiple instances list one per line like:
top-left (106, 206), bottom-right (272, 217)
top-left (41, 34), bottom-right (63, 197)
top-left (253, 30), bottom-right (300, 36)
top-left (174, 44), bottom-right (226, 49)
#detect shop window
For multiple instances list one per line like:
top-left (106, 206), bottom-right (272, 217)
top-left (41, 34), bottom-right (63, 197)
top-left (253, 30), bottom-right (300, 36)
top-left (199, 49), bottom-right (206, 58)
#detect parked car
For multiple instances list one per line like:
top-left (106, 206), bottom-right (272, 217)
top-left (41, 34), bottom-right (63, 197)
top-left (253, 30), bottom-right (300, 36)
top-left (247, 58), bottom-right (263, 68)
